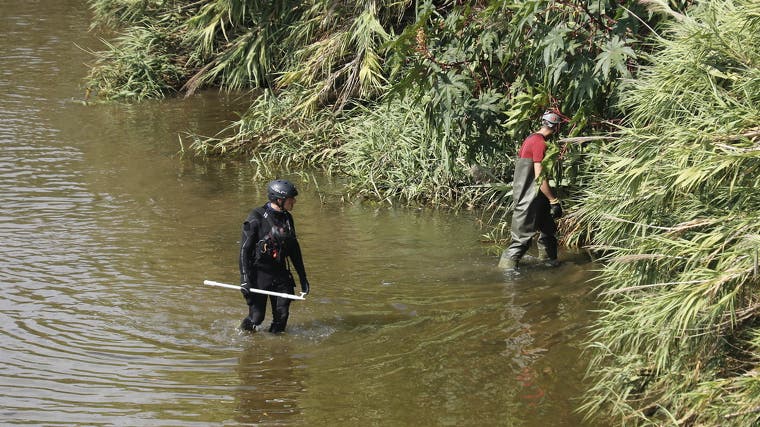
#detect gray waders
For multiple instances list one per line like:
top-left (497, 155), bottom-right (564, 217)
top-left (500, 157), bottom-right (558, 270)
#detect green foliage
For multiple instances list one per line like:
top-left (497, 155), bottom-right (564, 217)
top-left (188, 88), bottom-right (340, 176)
top-left (191, 91), bottom-right (512, 208)
top-left (89, 0), bottom-right (170, 28)
top-left (568, 1), bottom-right (760, 424)
top-left (274, 1), bottom-right (397, 113)
top-left (387, 1), bottom-right (668, 147)
top-left (374, 0), bottom-right (692, 223)
top-left (335, 99), bottom-right (449, 204)
top-left (85, 24), bottom-right (187, 100)
top-left (182, 0), bottom-right (306, 93)
top-left (87, 0), bottom-right (406, 106)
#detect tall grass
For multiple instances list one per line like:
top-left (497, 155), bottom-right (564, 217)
top-left (334, 100), bottom-right (445, 205)
top-left (191, 92), bottom-right (514, 208)
top-left (570, 1), bottom-right (760, 424)
top-left (85, 25), bottom-right (187, 100)
top-left (188, 89), bottom-right (341, 178)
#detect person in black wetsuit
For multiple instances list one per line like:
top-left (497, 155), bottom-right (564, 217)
top-left (500, 111), bottom-right (566, 272)
top-left (239, 179), bottom-right (310, 333)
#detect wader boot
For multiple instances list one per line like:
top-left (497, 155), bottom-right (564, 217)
top-left (498, 250), bottom-right (520, 271)
top-left (537, 239), bottom-right (560, 267)
top-left (537, 249), bottom-right (560, 267)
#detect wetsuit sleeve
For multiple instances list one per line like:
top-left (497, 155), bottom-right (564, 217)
top-left (286, 214), bottom-right (308, 282)
top-left (290, 239), bottom-right (307, 282)
top-left (239, 214), bottom-right (259, 285)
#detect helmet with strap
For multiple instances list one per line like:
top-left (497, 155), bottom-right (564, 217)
top-left (267, 179), bottom-right (298, 202)
top-left (541, 110), bottom-right (566, 129)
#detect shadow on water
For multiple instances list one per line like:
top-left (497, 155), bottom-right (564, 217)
top-left (0, 1), bottom-right (605, 426)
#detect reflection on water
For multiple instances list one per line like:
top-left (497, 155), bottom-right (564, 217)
top-left (0, 1), bottom-right (601, 426)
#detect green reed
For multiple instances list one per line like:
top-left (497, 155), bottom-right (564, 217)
top-left (85, 24), bottom-right (187, 100)
top-left (569, 1), bottom-right (760, 424)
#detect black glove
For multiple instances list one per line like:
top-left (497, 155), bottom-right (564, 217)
top-left (549, 199), bottom-right (564, 219)
top-left (300, 278), bottom-right (310, 295)
top-left (241, 274), bottom-right (254, 299)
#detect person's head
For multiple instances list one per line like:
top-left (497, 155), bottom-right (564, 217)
top-left (267, 179), bottom-right (298, 211)
top-left (540, 110), bottom-right (566, 135)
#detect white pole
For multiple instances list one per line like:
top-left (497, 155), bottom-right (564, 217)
top-left (203, 280), bottom-right (306, 300)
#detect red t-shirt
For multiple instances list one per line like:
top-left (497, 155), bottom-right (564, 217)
top-left (517, 133), bottom-right (547, 162)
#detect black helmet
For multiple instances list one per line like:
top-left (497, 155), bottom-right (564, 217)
top-left (267, 179), bottom-right (298, 202)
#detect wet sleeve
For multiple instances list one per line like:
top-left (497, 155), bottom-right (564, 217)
top-left (239, 217), bottom-right (259, 282)
top-left (287, 215), bottom-right (308, 282)
top-left (290, 239), bottom-right (307, 282)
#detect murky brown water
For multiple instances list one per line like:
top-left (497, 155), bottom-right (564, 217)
top-left (0, 1), bottom-right (601, 426)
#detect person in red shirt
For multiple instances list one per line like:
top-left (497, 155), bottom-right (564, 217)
top-left (500, 111), bottom-right (565, 271)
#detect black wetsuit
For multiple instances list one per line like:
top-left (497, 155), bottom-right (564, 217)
top-left (239, 203), bottom-right (307, 332)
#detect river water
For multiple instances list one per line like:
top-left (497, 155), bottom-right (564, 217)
top-left (0, 1), bottom-right (600, 426)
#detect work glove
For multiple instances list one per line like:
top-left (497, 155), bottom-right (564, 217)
top-left (300, 278), bottom-right (310, 295)
top-left (549, 198), bottom-right (564, 219)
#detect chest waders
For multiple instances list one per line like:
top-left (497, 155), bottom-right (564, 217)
top-left (503, 158), bottom-right (558, 269)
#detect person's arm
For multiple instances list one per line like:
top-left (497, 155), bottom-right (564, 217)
top-left (239, 216), bottom-right (259, 288)
top-left (286, 214), bottom-right (310, 294)
top-left (534, 162), bottom-right (564, 218)
top-left (289, 239), bottom-right (307, 280)
top-left (533, 162), bottom-right (557, 201)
